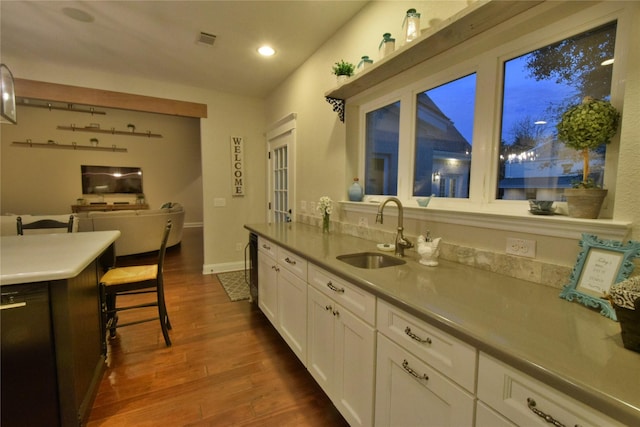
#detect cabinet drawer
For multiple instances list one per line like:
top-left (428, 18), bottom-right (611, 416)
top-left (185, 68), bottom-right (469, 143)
top-left (277, 247), bottom-right (308, 281)
top-left (377, 299), bottom-right (476, 392)
top-left (308, 264), bottom-right (376, 325)
top-left (478, 352), bottom-right (624, 427)
top-left (375, 334), bottom-right (474, 427)
top-left (257, 237), bottom-right (278, 259)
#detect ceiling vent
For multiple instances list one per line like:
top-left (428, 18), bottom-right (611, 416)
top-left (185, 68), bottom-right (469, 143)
top-left (197, 32), bottom-right (217, 46)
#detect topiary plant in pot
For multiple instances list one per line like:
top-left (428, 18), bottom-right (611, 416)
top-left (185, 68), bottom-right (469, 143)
top-left (556, 96), bottom-right (620, 218)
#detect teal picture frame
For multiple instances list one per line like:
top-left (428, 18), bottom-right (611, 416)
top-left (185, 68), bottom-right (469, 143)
top-left (560, 234), bottom-right (640, 321)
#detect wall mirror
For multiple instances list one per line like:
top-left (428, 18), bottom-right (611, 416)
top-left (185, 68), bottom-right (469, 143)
top-left (560, 234), bottom-right (640, 321)
top-left (1, 64), bottom-right (17, 124)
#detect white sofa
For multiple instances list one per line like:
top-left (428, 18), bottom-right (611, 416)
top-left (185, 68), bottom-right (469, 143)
top-left (77, 204), bottom-right (185, 256)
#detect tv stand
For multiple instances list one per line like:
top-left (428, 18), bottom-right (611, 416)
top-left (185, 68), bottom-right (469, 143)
top-left (72, 203), bottom-right (149, 213)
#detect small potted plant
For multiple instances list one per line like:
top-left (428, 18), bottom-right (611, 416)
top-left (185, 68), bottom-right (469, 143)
top-left (556, 96), bottom-right (620, 218)
top-left (331, 60), bottom-right (355, 85)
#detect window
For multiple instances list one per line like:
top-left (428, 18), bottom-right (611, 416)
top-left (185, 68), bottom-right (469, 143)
top-left (414, 74), bottom-right (476, 198)
top-left (355, 2), bottom-right (627, 223)
top-left (364, 101), bottom-right (400, 195)
top-left (498, 22), bottom-right (617, 200)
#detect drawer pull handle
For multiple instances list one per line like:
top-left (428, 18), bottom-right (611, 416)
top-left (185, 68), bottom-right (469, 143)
top-left (527, 398), bottom-right (566, 427)
top-left (325, 305), bottom-right (333, 311)
top-left (271, 265), bottom-right (280, 272)
top-left (402, 359), bottom-right (428, 381)
top-left (332, 310), bottom-right (340, 317)
top-left (284, 257), bottom-right (296, 265)
top-left (404, 326), bottom-right (432, 344)
top-left (262, 244), bottom-right (271, 250)
top-left (327, 281), bottom-right (345, 293)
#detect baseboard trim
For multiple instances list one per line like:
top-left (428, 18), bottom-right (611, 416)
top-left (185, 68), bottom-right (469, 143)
top-left (203, 261), bottom-right (245, 275)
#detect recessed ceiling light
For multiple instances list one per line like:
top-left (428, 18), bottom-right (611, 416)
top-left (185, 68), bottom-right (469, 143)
top-left (534, 120), bottom-right (547, 125)
top-left (62, 7), bottom-right (94, 23)
top-left (601, 58), bottom-right (614, 66)
top-left (258, 45), bottom-right (275, 57)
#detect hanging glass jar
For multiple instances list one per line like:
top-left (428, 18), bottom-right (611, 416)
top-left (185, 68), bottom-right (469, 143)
top-left (402, 8), bottom-right (421, 45)
top-left (357, 55), bottom-right (373, 73)
top-left (379, 33), bottom-right (395, 59)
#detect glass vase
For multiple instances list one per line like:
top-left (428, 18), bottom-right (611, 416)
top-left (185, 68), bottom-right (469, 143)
top-left (322, 214), bottom-right (330, 233)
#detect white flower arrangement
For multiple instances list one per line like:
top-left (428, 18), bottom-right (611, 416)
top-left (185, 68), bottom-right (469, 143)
top-left (317, 196), bottom-right (333, 217)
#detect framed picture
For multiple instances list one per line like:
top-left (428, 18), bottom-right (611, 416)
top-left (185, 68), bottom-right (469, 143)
top-left (560, 234), bottom-right (640, 321)
top-left (1, 64), bottom-right (17, 124)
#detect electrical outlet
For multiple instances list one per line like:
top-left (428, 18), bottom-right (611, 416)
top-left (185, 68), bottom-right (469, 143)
top-left (358, 216), bottom-right (369, 227)
top-left (506, 237), bottom-right (536, 258)
top-left (309, 201), bottom-right (315, 213)
top-left (301, 200), bottom-right (307, 212)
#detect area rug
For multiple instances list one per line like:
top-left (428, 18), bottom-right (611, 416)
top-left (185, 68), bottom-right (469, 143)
top-left (217, 270), bottom-right (250, 302)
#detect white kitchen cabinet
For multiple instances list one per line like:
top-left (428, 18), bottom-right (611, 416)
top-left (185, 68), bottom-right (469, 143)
top-left (377, 299), bottom-right (477, 392)
top-left (257, 237), bottom-right (308, 364)
top-left (477, 352), bottom-right (625, 427)
top-left (276, 262), bottom-right (307, 363)
top-left (375, 334), bottom-right (475, 427)
top-left (307, 284), bottom-right (376, 427)
top-left (257, 243), bottom-right (278, 326)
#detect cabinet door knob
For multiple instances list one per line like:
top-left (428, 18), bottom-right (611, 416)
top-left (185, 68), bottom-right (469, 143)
top-left (284, 257), bottom-right (296, 265)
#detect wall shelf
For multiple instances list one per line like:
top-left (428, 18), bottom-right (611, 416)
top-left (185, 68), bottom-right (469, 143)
top-left (18, 100), bottom-right (107, 115)
top-left (324, 0), bottom-right (543, 103)
top-left (12, 140), bottom-right (127, 153)
top-left (57, 125), bottom-right (162, 138)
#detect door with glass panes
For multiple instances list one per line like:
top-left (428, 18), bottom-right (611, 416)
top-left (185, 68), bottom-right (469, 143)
top-left (267, 124), bottom-right (295, 223)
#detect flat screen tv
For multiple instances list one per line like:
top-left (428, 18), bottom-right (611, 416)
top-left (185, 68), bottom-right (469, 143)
top-left (81, 165), bottom-right (143, 194)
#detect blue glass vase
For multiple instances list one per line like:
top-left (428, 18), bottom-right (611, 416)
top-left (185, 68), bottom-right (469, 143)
top-left (348, 178), bottom-right (363, 202)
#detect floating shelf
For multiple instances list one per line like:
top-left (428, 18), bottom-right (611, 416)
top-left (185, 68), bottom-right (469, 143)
top-left (57, 125), bottom-right (162, 138)
top-left (12, 140), bottom-right (127, 153)
top-left (324, 0), bottom-right (543, 102)
top-left (18, 100), bottom-right (106, 115)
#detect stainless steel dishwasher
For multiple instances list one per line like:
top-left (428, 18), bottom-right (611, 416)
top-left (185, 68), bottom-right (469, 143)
top-left (1, 282), bottom-right (60, 427)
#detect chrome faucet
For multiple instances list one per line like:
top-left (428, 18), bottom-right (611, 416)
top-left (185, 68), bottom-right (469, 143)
top-left (376, 197), bottom-right (413, 257)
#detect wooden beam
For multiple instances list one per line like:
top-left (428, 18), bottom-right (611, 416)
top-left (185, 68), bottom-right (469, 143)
top-left (14, 78), bottom-right (208, 118)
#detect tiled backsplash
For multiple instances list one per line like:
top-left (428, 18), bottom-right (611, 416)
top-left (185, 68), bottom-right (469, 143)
top-left (297, 212), bottom-right (572, 289)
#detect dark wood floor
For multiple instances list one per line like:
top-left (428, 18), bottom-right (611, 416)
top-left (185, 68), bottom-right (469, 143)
top-left (88, 227), bottom-right (349, 427)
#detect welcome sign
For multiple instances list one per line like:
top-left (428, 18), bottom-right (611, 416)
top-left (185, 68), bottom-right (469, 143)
top-left (231, 136), bottom-right (244, 196)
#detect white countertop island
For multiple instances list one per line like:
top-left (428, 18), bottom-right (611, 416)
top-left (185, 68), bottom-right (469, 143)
top-left (0, 230), bottom-right (120, 286)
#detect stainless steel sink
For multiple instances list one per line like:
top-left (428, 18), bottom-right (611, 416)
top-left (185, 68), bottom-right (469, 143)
top-left (337, 252), bottom-right (406, 269)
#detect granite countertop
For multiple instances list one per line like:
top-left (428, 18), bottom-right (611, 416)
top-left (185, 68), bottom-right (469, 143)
top-left (0, 230), bottom-right (120, 286)
top-left (245, 222), bottom-right (640, 425)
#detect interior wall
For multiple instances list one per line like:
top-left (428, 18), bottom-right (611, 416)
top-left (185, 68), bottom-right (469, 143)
top-left (1, 104), bottom-right (203, 224)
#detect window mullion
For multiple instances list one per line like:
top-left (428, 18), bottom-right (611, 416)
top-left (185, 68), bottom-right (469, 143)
top-left (397, 92), bottom-right (414, 200)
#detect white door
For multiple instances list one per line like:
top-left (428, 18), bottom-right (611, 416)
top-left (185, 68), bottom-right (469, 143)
top-left (267, 114), bottom-right (296, 223)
